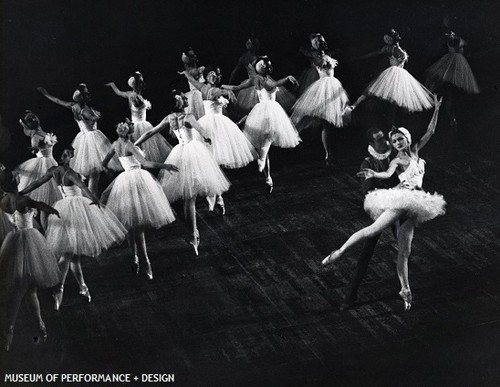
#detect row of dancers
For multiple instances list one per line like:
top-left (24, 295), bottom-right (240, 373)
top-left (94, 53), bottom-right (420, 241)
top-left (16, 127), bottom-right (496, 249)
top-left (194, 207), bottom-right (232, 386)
top-left (0, 27), bottom-right (468, 350)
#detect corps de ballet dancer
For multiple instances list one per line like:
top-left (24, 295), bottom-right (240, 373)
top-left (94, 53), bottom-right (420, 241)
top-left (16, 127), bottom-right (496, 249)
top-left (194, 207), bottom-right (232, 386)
top-left (0, 169), bottom-right (60, 351)
top-left (223, 56), bottom-right (301, 192)
top-left (323, 96), bottom-right (445, 311)
top-left (297, 33), bottom-right (329, 95)
top-left (179, 66), bottom-right (257, 214)
top-left (20, 148), bottom-right (127, 310)
top-left (15, 110), bottom-right (63, 206)
top-left (37, 84), bottom-right (117, 196)
top-left (135, 91), bottom-right (230, 255)
top-left (106, 71), bottom-right (173, 162)
top-left (101, 120), bottom-right (178, 279)
top-left (425, 30), bottom-right (479, 128)
top-left (352, 29), bottom-right (434, 125)
top-left (291, 53), bottom-right (350, 167)
top-left (181, 47), bottom-right (206, 120)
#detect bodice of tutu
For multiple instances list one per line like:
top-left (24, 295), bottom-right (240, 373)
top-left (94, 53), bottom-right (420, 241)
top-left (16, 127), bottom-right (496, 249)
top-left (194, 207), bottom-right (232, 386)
top-left (388, 46), bottom-right (408, 68)
top-left (119, 155), bottom-right (141, 171)
top-left (173, 127), bottom-right (200, 145)
top-left (398, 158), bottom-right (425, 189)
top-left (448, 44), bottom-right (464, 54)
top-left (36, 145), bottom-right (54, 158)
top-left (257, 88), bottom-right (277, 102)
top-left (76, 118), bottom-right (97, 133)
top-left (58, 185), bottom-right (82, 198)
top-left (7, 210), bottom-right (35, 231)
top-left (319, 68), bottom-right (335, 78)
top-left (131, 104), bottom-right (147, 123)
top-left (202, 100), bottom-right (223, 115)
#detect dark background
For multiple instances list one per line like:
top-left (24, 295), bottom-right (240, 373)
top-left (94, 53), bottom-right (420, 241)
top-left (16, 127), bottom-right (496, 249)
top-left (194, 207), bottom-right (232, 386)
top-left (1, 0), bottom-right (499, 167)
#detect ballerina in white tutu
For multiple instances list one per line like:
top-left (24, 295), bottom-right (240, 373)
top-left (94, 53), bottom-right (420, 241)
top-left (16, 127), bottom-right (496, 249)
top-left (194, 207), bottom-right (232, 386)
top-left (0, 169), bottom-right (60, 351)
top-left (352, 29), bottom-right (434, 125)
top-left (102, 120), bottom-right (178, 279)
top-left (106, 71), bottom-right (173, 162)
top-left (37, 84), bottom-right (117, 196)
top-left (135, 91), bottom-right (230, 255)
top-left (322, 96), bottom-right (444, 311)
top-left (20, 148), bottom-right (127, 309)
top-left (291, 53), bottom-right (350, 167)
top-left (181, 47), bottom-right (206, 120)
top-left (15, 110), bottom-right (63, 207)
top-left (425, 30), bottom-right (479, 128)
top-left (179, 67), bottom-right (257, 214)
top-left (223, 56), bottom-right (301, 192)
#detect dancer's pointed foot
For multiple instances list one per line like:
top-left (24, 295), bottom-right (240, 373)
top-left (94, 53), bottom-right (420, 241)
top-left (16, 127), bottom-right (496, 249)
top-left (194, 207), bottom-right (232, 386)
top-left (399, 289), bottom-right (412, 311)
top-left (53, 285), bottom-right (64, 311)
top-left (216, 196), bottom-right (226, 215)
top-left (185, 231), bottom-right (200, 256)
top-left (131, 255), bottom-right (140, 274)
top-left (144, 259), bottom-right (153, 280)
top-left (1, 326), bottom-right (14, 351)
top-left (265, 177), bottom-right (273, 193)
top-left (207, 196), bottom-right (216, 212)
top-left (79, 284), bottom-right (91, 303)
top-left (322, 249), bottom-right (343, 266)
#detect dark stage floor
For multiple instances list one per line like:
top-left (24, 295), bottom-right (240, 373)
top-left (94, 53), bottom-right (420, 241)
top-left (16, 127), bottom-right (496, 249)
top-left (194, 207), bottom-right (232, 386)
top-left (1, 122), bottom-right (499, 386)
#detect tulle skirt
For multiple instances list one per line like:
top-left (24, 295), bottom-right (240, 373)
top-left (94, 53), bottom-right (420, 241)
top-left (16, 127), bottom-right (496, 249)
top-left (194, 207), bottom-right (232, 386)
top-left (0, 229), bottom-right (60, 290)
top-left (244, 100), bottom-right (301, 149)
top-left (101, 169), bottom-right (176, 230)
top-left (130, 121), bottom-right (173, 163)
top-left (425, 53), bottom-right (479, 94)
top-left (237, 84), bottom-right (297, 114)
top-left (366, 66), bottom-right (434, 112)
top-left (0, 210), bottom-right (14, 245)
top-left (291, 76), bottom-right (349, 129)
top-left (298, 66), bottom-right (320, 96)
top-left (71, 130), bottom-right (113, 175)
top-left (198, 113), bottom-right (257, 169)
top-left (15, 157), bottom-right (63, 205)
top-left (45, 196), bottom-right (127, 257)
top-left (159, 140), bottom-right (231, 202)
top-left (364, 187), bottom-right (446, 225)
top-left (185, 89), bottom-right (205, 120)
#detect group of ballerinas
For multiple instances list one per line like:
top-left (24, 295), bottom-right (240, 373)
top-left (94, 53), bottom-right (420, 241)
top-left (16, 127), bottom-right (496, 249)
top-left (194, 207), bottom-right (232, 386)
top-left (0, 26), bottom-right (478, 350)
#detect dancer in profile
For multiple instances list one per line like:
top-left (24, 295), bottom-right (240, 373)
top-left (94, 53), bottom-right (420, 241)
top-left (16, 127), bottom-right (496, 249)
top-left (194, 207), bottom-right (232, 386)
top-left (102, 120), bottom-right (178, 279)
top-left (352, 29), bottom-right (434, 125)
top-left (0, 169), bottom-right (60, 351)
top-left (425, 30), bottom-right (479, 128)
top-left (20, 148), bottom-right (127, 310)
top-left (223, 56), bottom-right (301, 192)
top-left (37, 84), bottom-right (116, 196)
top-left (179, 67), bottom-right (257, 214)
top-left (106, 71), bottom-right (172, 162)
top-left (135, 91), bottom-right (230, 255)
top-left (323, 96), bottom-right (444, 310)
top-left (291, 53), bottom-right (350, 167)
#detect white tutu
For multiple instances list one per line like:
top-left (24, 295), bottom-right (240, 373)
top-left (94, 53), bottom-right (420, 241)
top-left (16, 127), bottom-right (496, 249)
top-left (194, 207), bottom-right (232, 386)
top-left (425, 53), bottom-right (479, 94)
top-left (131, 121), bottom-right (173, 163)
top-left (364, 187), bottom-right (446, 225)
top-left (244, 100), bottom-right (301, 149)
top-left (71, 130), bottom-right (113, 175)
top-left (185, 89), bottom-right (205, 120)
top-left (101, 168), bottom-right (175, 230)
top-left (159, 141), bottom-right (231, 202)
top-left (15, 157), bottom-right (62, 205)
top-left (291, 76), bottom-right (349, 129)
top-left (236, 85), bottom-right (296, 114)
top-left (198, 114), bottom-right (257, 169)
top-left (45, 193), bottom-right (127, 257)
top-left (0, 228), bottom-right (60, 289)
top-left (0, 210), bottom-right (14, 245)
top-left (275, 85), bottom-right (297, 114)
top-left (366, 66), bottom-right (434, 112)
top-left (298, 66), bottom-right (320, 95)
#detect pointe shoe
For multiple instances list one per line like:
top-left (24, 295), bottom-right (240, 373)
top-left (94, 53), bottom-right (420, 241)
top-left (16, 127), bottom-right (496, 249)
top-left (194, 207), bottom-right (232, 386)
top-left (131, 255), bottom-right (140, 274)
top-left (79, 284), bottom-right (91, 303)
top-left (185, 232), bottom-right (200, 256)
top-left (399, 289), bottom-right (412, 311)
top-left (216, 196), bottom-right (226, 215)
top-left (53, 285), bottom-right (64, 311)
top-left (207, 196), bottom-right (216, 212)
top-left (2, 326), bottom-right (14, 351)
top-left (265, 177), bottom-right (273, 193)
top-left (322, 249), bottom-right (343, 266)
top-left (144, 260), bottom-right (153, 280)
top-left (36, 321), bottom-right (47, 343)
top-left (257, 158), bottom-right (265, 173)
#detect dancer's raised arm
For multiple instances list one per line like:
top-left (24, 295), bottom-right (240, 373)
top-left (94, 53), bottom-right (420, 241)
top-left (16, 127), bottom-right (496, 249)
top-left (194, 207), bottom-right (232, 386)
top-left (37, 87), bottom-right (74, 109)
top-left (105, 82), bottom-right (131, 98)
top-left (414, 95), bottom-right (442, 153)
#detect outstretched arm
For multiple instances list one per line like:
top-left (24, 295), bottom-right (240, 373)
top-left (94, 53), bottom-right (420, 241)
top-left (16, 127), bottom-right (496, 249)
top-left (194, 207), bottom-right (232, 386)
top-left (19, 167), bottom-right (57, 195)
top-left (263, 75), bottom-right (299, 90)
top-left (221, 77), bottom-right (254, 92)
top-left (37, 87), bottom-right (73, 109)
top-left (414, 95), bottom-right (442, 153)
top-left (358, 158), bottom-right (400, 180)
top-left (105, 82), bottom-right (131, 98)
top-left (128, 143), bottom-right (178, 172)
top-left (25, 197), bottom-right (60, 218)
top-left (210, 88), bottom-right (237, 103)
top-left (134, 116), bottom-right (170, 147)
